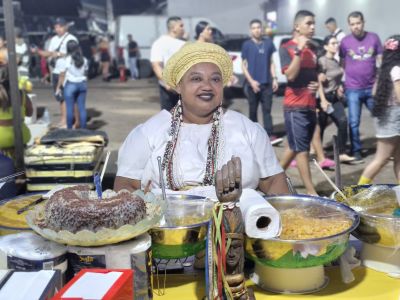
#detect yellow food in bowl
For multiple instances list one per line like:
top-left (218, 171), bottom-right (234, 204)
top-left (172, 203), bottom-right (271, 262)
top-left (0, 194), bottom-right (43, 229)
top-left (280, 208), bottom-right (353, 240)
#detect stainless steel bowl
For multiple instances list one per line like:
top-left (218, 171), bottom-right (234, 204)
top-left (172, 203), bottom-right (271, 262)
top-left (245, 195), bottom-right (359, 268)
top-left (332, 184), bottom-right (400, 248)
top-left (150, 194), bottom-right (215, 259)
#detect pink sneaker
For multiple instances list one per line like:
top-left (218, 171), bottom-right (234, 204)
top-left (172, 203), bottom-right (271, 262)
top-left (319, 158), bottom-right (335, 169)
top-left (289, 160), bottom-right (297, 168)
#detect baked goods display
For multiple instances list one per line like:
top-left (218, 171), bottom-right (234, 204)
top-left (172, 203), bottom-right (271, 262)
top-left (40, 185), bottom-right (146, 233)
top-left (26, 186), bottom-right (164, 246)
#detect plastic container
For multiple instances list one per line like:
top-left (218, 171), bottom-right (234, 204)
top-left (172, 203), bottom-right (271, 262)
top-left (332, 184), bottom-right (400, 248)
top-left (246, 195), bottom-right (359, 293)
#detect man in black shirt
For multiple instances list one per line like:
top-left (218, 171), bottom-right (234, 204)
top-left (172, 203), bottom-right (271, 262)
top-left (127, 34), bottom-right (139, 79)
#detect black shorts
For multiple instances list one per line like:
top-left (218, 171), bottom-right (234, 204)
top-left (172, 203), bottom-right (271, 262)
top-left (100, 51), bottom-right (110, 62)
top-left (284, 110), bottom-right (316, 152)
top-left (52, 73), bottom-right (64, 102)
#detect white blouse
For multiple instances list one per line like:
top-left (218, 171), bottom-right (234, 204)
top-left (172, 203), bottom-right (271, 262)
top-left (59, 56), bottom-right (88, 83)
top-left (389, 66), bottom-right (400, 106)
top-left (117, 110), bottom-right (283, 190)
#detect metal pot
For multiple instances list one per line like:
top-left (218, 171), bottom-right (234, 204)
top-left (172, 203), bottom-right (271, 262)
top-left (150, 194), bottom-right (214, 259)
top-left (245, 195), bottom-right (359, 268)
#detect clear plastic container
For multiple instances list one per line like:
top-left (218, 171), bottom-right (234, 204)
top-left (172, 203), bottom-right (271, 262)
top-left (332, 184), bottom-right (400, 248)
top-left (245, 195), bottom-right (359, 268)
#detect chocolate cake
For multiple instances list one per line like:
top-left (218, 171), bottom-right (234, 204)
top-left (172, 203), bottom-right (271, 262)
top-left (42, 185), bottom-right (146, 233)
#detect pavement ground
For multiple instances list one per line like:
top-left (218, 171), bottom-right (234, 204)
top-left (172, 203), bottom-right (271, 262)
top-left (31, 77), bottom-right (398, 195)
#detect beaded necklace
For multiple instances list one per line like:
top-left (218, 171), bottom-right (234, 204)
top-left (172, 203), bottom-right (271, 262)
top-left (162, 99), bottom-right (222, 190)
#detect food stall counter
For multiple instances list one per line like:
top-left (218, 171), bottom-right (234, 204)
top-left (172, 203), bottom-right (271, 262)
top-left (153, 266), bottom-right (400, 299)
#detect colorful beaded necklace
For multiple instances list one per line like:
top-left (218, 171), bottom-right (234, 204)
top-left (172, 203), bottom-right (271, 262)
top-left (162, 99), bottom-right (222, 190)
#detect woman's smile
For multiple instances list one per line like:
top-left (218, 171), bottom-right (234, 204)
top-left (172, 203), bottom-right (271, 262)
top-left (197, 92), bottom-right (215, 101)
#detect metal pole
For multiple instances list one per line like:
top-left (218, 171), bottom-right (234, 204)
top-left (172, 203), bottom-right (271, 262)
top-left (4, 0), bottom-right (24, 171)
top-left (332, 135), bottom-right (342, 189)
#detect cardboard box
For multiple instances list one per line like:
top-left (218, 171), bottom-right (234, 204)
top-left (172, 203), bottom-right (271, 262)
top-left (52, 269), bottom-right (133, 300)
top-left (0, 270), bottom-right (58, 300)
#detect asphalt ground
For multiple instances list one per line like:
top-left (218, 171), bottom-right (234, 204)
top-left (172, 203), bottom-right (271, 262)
top-left (31, 77), bottom-right (398, 195)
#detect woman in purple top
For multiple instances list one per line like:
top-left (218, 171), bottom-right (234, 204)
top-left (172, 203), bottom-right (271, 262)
top-left (358, 35), bottom-right (400, 185)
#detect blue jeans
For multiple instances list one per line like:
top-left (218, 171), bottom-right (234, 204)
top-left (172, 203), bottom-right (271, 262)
top-left (345, 88), bottom-right (374, 154)
top-left (128, 57), bottom-right (139, 79)
top-left (244, 82), bottom-right (274, 136)
top-left (64, 81), bottom-right (87, 129)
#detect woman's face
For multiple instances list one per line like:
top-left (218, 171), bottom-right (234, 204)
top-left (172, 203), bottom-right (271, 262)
top-left (201, 25), bottom-right (213, 42)
top-left (0, 38), bottom-right (5, 48)
top-left (176, 62), bottom-right (223, 122)
top-left (324, 37), bottom-right (339, 54)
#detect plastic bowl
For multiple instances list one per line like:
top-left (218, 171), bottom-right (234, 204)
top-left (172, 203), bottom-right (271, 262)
top-left (332, 184), bottom-right (400, 248)
top-left (245, 195), bottom-right (359, 268)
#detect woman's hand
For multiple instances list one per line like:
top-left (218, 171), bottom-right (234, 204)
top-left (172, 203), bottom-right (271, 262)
top-left (55, 87), bottom-right (62, 97)
top-left (226, 75), bottom-right (238, 87)
top-left (318, 73), bottom-right (327, 83)
top-left (337, 85), bottom-right (344, 99)
top-left (307, 81), bottom-right (319, 93)
top-left (320, 100), bottom-right (330, 112)
top-left (215, 156), bottom-right (242, 203)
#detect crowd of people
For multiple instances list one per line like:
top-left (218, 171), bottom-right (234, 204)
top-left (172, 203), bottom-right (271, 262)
top-left (0, 8), bottom-right (399, 195)
top-left (139, 11), bottom-right (400, 194)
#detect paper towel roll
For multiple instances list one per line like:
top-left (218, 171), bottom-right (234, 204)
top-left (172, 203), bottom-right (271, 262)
top-left (67, 233), bottom-right (152, 299)
top-left (239, 189), bottom-right (281, 239)
top-left (0, 232), bottom-right (67, 270)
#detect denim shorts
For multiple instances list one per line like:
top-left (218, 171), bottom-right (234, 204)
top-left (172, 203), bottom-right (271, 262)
top-left (284, 110), bottom-right (316, 152)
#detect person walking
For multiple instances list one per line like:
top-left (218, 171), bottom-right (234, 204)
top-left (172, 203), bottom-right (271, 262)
top-left (279, 10), bottom-right (319, 195)
top-left (150, 16), bottom-right (185, 111)
top-left (339, 11), bottom-right (383, 162)
top-left (318, 35), bottom-right (355, 163)
top-left (241, 19), bottom-right (282, 145)
top-left (98, 37), bottom-right (111, 82)
top-left (358, 35), bottom-right (400, 184)
top-left (195, 21), bottom-right (213, 43)
top-left (127, 34), bottom-right (139, 80)
top-left (55, 40), bottom-right (88, 130)
top-left (32, 18), bottom-right (78, 127)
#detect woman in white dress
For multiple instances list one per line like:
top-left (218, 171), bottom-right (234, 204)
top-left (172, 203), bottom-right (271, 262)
top-left (114, 42), bottom-right (288, 195)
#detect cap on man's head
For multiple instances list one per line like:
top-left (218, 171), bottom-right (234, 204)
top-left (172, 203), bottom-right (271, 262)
top-left (54, 17), bottom-right (67, 26)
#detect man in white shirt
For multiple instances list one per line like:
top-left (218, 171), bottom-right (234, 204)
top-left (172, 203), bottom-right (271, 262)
top-left (325, 17), bottom-right (346, 62)
top-left (325, 17), bottom-right (346, 42)
top-left (150, 16), bottom-right (186, 111)
top-left (33, 17), bottom-right (78, 127)
top-left (15, 30), bottom-right (29, 75)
